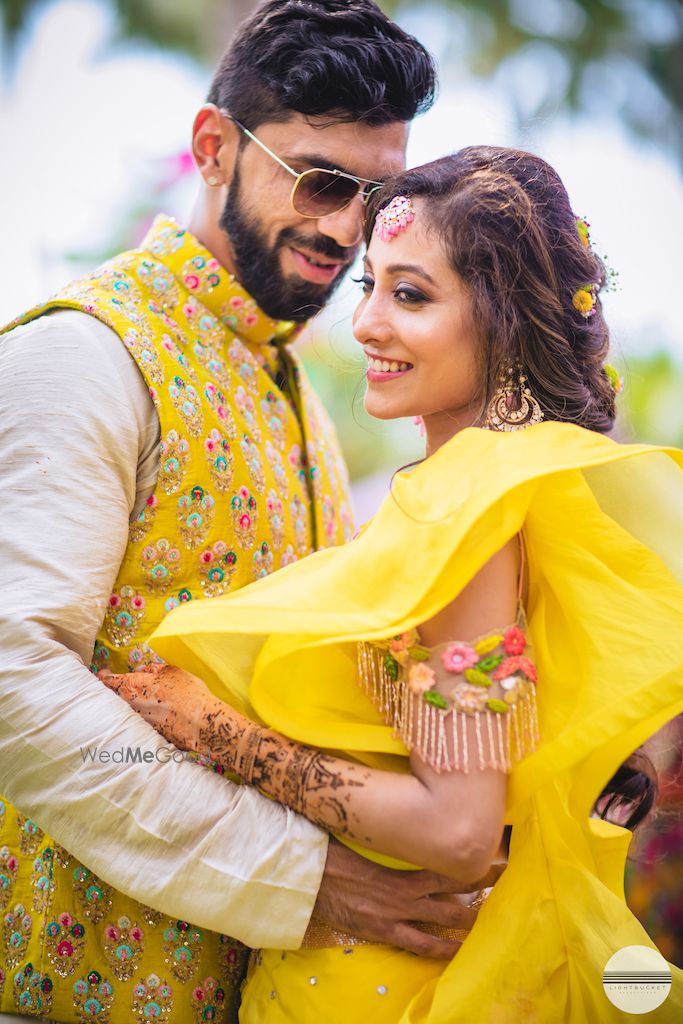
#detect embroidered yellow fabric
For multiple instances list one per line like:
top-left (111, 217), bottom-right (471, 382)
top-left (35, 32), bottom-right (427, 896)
top-left (0, 216), bottom-right (354, 1022)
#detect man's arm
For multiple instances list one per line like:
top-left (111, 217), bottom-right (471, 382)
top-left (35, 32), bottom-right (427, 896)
top-left (0, 310), bottom-right (328, 948)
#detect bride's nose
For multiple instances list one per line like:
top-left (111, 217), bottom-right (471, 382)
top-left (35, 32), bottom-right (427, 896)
top-left (352, 293), bottom-right (393, 349)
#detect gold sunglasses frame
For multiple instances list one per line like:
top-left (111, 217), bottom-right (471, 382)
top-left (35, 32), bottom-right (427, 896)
top-left (220, 109), bottom-right (383, 218)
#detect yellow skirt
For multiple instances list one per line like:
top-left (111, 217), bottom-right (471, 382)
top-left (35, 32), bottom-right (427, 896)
top-left (239, 946), bottom-right (446, 1024)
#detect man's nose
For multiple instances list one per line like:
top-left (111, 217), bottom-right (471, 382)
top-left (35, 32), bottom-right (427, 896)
top-left (316, 196), bottom-right (364, 249)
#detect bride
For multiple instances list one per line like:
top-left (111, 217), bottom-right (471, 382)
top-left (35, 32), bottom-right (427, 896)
top-left (103, 146), bottom-right (683, 1023)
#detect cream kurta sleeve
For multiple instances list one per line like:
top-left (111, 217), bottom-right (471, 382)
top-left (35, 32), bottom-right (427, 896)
top-left (0, 310), bottom-right (328, 948)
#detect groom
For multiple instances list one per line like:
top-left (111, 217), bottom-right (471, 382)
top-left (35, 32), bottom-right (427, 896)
top-left (0, 2), bottom-right (483, 1022)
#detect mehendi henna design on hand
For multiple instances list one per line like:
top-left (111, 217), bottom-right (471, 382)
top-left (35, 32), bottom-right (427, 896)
top-left (196, 706), bottom-right (369, 839)
top-left (101, 666), bottom-right (501, 877)
top-left (102, 668), bottom-right (373, 841)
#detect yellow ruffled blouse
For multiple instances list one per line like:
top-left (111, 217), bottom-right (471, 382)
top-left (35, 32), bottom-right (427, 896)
top-left (151, 422), bottom-right (683, 1023)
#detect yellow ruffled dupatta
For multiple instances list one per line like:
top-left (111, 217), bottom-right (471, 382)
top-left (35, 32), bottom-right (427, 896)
top-left (151, 423), bottom-right (683, 1023)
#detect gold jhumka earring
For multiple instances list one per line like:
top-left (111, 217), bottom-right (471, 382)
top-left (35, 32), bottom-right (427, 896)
top-left (485, 363), bottom-right (544, 432)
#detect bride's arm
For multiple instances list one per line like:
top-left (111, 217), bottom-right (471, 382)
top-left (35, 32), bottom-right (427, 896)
top-left (104, 540), bottom-right (521, 883)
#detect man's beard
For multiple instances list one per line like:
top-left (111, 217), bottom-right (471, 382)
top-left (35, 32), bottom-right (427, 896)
top-left (219, 163), bottom-right (354, 323)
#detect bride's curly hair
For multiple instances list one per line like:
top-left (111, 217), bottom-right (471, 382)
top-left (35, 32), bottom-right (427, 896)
top-left (364, 145), bottom-right (616, 433)
top-left (365, 146), bottom-right (657, 834)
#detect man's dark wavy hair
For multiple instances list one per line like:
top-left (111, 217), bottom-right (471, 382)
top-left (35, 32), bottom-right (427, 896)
top-left (207, 0), bottom-right (437, 129)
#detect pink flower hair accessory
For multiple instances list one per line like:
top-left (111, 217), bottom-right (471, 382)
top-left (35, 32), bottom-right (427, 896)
top-left (374, 195), bottom-right (415, 242)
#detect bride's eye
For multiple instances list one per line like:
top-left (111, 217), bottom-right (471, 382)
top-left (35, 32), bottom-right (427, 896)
top-left (351, 274), bottom-right (374, 295)
top-left (395, 284), bottom-right (427, 305)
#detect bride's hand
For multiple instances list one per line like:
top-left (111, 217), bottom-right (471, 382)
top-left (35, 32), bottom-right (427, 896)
top-left (98, 665), bottom-right (215, 752)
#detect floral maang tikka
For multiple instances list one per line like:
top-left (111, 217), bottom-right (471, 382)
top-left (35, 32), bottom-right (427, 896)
top-left (374, 195), bottom-right (415, 241)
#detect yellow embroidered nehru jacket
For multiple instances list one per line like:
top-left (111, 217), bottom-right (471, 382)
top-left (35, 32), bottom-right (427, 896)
top-left (0, 215), bottom-right (353, 1022)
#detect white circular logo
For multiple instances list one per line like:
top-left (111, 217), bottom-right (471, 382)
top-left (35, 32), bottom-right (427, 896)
top-left (603, 945), bottom-right (671, 1014)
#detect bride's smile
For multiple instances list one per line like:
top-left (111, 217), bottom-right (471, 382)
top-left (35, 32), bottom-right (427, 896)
top-left (353, 203), bottom-right (482, 450)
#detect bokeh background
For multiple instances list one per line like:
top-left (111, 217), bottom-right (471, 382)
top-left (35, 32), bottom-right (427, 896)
top-left (1, 0), bottom-right (681, 966)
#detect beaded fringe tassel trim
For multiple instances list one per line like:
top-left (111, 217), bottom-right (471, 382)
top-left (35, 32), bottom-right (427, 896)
top-left (357, 641), bottom-right (540, 774)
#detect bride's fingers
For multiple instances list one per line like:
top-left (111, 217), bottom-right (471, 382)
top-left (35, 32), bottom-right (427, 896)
top-left (98, 671), bottom-right (155, 705)
top-left (97, 671), bottom-right (124, 693)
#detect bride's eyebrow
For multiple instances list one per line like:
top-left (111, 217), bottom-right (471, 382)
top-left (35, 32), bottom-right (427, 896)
top-left (387, 263), bottom-right (436, 285)
top-left (362, 256), bottom-right (435, 286)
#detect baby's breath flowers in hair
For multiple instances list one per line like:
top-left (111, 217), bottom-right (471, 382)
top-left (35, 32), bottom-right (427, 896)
top-left (571, 214), bottom-right (620, 319)
top-left (571, 215), bottom-right (599, 319)
top-left (572, 213), bottom-right (622, 397)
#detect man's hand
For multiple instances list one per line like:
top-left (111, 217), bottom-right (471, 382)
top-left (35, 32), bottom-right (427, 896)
top-left (311, 838), bottom-right (505, 959)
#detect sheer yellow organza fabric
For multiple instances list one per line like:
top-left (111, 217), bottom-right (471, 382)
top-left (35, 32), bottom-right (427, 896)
top-left (151, 423), bottom-right (683, 1023)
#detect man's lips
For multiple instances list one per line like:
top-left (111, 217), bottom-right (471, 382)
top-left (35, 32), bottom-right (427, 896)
top-left (289, 247), bottom-right (346, 285)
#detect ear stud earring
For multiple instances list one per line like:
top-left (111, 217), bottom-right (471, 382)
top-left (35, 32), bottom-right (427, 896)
top-left (207, 175), bottom-right (220, 186)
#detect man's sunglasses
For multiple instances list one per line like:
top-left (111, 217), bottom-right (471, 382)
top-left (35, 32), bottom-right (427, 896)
top-left (220, 110), bottom-right (384, 219)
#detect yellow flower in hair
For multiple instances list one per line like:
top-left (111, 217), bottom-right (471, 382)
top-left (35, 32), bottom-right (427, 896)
top-left (604, 363), bottom-right (624, 395)
top-left (572, 287), bottom-right (594, 318)
top-left (575, 217), bottom-right (591, 248)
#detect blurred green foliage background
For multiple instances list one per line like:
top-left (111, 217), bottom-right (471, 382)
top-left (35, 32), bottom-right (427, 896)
top-left (2, 0), bottom-right (682, 469)
top-left (2, 0), bottom-right (682, 471)
top-left (4, 0), bottom-right (681, 150)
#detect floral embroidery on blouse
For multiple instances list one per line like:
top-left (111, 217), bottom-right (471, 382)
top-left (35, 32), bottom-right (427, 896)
top-left (358, 622), bottom-right (540, 773)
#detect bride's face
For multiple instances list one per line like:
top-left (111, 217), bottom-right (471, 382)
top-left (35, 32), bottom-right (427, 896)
top-left (352, 200), bottom-right (482, 448)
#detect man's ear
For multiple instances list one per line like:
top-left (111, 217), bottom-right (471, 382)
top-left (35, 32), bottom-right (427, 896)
top-left (191, 104), bottom-right (240, 188)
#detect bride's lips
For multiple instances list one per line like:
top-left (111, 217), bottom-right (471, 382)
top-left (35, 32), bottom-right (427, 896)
top-left (289, 247), bottom-right (345, 285)
top-left (366, 355), bottom-right (414, 382)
